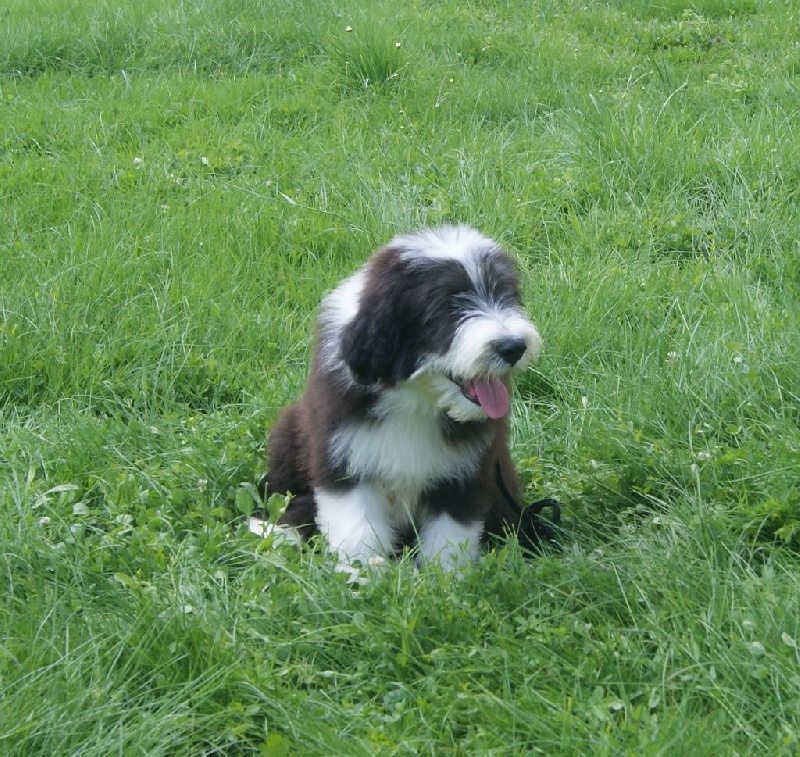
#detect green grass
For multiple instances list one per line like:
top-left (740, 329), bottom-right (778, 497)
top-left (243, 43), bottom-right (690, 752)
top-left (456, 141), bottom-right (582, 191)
top-left (2, 0), bottom-right (799, 753)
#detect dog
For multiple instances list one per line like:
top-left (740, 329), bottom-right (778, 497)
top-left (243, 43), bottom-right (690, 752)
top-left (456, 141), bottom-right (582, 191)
top-left (253, 225), bottom-right (544, 568)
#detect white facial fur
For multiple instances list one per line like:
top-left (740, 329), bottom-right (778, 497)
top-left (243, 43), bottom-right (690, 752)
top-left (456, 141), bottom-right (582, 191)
top-left (416, 305), bottom-right (541, 422)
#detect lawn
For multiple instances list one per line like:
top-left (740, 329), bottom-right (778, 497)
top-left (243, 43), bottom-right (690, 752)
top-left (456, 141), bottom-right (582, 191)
top-left (1, 0), bottom-right (799, 753)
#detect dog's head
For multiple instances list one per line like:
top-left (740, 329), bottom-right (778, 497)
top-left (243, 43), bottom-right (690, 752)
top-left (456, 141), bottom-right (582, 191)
top-left (330, 226), bottom-right (541, 423)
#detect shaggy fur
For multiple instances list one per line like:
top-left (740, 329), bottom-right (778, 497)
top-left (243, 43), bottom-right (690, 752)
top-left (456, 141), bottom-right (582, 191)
top-left (255, 225), bottom-right (542, 568)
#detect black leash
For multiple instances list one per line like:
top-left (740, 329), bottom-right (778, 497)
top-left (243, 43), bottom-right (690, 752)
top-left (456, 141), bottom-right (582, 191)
top-left (495, 462), bottom-right (562, 554)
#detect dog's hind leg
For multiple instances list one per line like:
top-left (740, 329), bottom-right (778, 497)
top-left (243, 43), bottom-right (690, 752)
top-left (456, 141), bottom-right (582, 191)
top-left (253, 404), bottom-right (319, 541)
top-left (261, 404), bottom-right (310, 497)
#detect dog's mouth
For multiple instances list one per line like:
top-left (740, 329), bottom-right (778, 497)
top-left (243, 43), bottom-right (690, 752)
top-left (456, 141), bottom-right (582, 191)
top-left (450, 375), bottom-right (510, 419)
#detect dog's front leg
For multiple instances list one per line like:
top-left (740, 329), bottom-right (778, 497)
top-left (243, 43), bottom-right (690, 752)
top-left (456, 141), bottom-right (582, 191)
top-left (315, 483), bottom-right (396, 565)
top-left (418, 513), bottom-right (484, 570)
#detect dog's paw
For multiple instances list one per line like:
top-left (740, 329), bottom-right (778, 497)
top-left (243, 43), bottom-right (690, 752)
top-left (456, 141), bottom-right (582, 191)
top-left (248, 517), bottom-right (303, 546)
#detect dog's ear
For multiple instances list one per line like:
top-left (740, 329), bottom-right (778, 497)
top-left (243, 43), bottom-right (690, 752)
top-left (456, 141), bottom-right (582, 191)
top-left (340, 248), bottom-right (421, 385)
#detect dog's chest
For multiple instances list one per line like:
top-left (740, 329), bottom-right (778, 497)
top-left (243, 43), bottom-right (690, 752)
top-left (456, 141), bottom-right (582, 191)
top-left (329, 407), bottom-right (489, 495)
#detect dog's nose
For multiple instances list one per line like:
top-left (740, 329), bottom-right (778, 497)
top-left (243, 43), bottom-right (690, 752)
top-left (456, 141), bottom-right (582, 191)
top-left (494, 337), bottom-right (527, 366)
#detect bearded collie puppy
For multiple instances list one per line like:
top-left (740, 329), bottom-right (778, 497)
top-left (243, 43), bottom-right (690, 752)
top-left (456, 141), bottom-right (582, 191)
top-left (253, 225), bottom-right (543, 568)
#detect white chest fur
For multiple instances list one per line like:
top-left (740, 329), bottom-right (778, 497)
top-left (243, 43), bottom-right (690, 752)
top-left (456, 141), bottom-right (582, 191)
top-left (328, 380), bottom-right (489, 502)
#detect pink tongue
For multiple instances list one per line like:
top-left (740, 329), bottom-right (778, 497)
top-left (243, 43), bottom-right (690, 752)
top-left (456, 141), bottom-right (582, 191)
top-left (470, 378), bottom-right (510, 419)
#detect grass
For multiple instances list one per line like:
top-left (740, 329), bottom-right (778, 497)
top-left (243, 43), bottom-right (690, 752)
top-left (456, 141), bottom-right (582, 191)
top-left (1, 0), bottom-right (799, 753)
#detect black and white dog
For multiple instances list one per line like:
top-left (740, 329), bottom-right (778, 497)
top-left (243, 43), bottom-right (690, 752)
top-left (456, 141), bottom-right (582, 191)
top-left (254, 225), bottom-right (543, 568)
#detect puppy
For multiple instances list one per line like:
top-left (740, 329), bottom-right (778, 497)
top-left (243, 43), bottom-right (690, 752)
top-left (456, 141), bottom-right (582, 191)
top-left (254, 225), bottom-right (542, 568)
